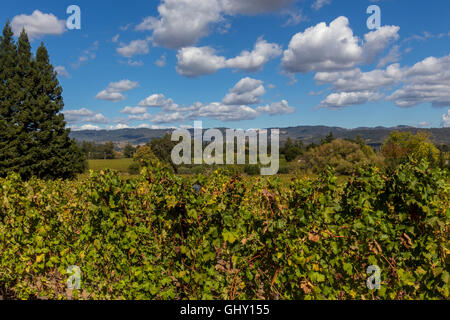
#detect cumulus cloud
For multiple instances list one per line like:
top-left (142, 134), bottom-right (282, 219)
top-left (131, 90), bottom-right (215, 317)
top-left (442, 110), bottom-right (450, 127)
top-left (318, 91), bottom-right (383, 109)
top-left (225, 37), bottom-right (282, 72)
top-left (363, 26), bottom-right (400, 63)
top-left (387, 55), bottom-right (450, 107)
top-left (136, 0), bottom-right (295, 49)
top-left (282, 16), bottom-right (400, 74)
top-left (95, 80), bottom-right (139, 102)
top-left (314, 63), bottom-right (403, 92)
top-left (176, 47), bottom-right (227, 77)
top-left (377, 45), bottom-right (401, 68)
top-left (117, 39), bottom-right (150, 57)
top-left (11, 10), bottom-right (66, 40)
top-left (121, 106), bottom-right (147, 115)
top-left (95, 91), bottom-right (126, 102)
top-left (223, 77), bottom-right (266, 105)
top-left (107, 80), bottom-right (139, 92)
top-left (315, 54), bottom-right (450, 109)
top-left (189, 103), bottom-right (260, 121)
top-left (63, 108), bottom-right (109, 125)
top-left (138, 93), bottom-right (179, 111)
top-left (176, 37), bottom-right (281, 77)
top-left (256, 100), bottom-right (295, 115)
top-left (135, 0), bottom-right (223, 49)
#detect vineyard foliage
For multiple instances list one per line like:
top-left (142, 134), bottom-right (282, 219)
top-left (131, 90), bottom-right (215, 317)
top-left (0, 161), bottom-right (448, 300)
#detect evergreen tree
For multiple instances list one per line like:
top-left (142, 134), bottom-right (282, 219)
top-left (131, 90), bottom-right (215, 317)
top-left (321, 131), bottom-right (335, 145)
top-left (28, 42), bottom-right (85, 179)
top-left (0, 21), bottom-right (19, 176)
top-left (0, 24), bottom-right (85, 179)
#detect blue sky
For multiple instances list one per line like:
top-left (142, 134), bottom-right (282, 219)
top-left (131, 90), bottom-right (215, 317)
top-left (1, 0), bottom-right (449, 130)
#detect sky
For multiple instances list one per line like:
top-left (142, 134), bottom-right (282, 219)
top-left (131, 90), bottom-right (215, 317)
top-left (1, 0), bottom-right (449, 130)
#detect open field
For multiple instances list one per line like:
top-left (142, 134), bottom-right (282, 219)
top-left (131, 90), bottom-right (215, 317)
top-left (87, 159), bottom-right (133, 173)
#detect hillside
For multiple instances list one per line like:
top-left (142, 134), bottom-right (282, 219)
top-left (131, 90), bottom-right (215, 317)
top-left (69, 126), bottom-right (450, 147)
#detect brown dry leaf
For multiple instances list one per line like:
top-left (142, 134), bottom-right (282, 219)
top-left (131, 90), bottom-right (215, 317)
top-left (308, 232), bottom-right (320, 243)
top-left (300, 281), bottom-right (311, 294)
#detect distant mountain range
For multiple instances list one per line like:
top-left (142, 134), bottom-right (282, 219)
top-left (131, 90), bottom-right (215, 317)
top-left (69, 125), bottom-right (450, 147)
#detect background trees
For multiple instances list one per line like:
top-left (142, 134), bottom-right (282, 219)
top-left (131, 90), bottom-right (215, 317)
top-left (382, 131), bottom-right (440, 169)
top-left (0, 22), bottom-right (85, 179)
top-left (301, 139), bottom-right (384, 175)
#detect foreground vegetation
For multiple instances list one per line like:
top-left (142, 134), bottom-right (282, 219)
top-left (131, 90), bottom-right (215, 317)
top-left (0, 160), bottom-right (448, 300)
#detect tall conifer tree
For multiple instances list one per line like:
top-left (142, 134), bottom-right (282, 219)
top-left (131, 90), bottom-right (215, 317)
top-left (0, 24), bottom-right (85, 179)
top-left (0, 21), bottom-right (19, 176)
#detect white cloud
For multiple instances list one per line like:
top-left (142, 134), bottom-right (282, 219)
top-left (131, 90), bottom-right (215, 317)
top-left (282, 17), bottom-right (363, 73)
top-left (55, 66), bottom-right (70, 78)
top-left (78, 124), bottom-right (101, 131)
top-left (127, 77), bottom-right (295, 124)
top-left (95, 80), bottom-right (139, 102)
top-left (121, 106), bottom-right (147, 115)
top-left (106, 80), bottom-right (139, 92)
top-left (136, 0), bottom-right (295, 49)
top-left (363, 26), bottom-right (400, 63)
top-left (72, 41), bottom-right (99, 69)
top-left (156, 54), bottom-right (167, 67)
top-left (225, 37), bottom-right (282, 72)
top-left (63, 108), bottom-right (108, 125)
top-left (138, 93), bottom-right (179, 111)
top-left (95, 91), bottom-right (126, 102)
top-left (318, 91), bottom-right (383, 109)
top-left (223, 77), bottom-right (266, 105)
top-left (189, 103), bottom-right (260, 121)
top-left (112, 34), bottom-right (120, 43)
top-left (176, 37), bottom-right (281, 77)
top-left (387, 55), bottom-right (450, 107)
top-left (442, 110), bottom-right (450, 127)
top-left (282, 16), bottom-right (400, 73)
top-left (377, 45), bottom-right (401, 68)
top-left (117, 39), bottom-right (150, 57)
top-left (83, 113), bottom-right (109, 124)
top-left (176, 46), bottom-right (227, 77)
top-left (283, 9), bottom-right (307, 27)
top-left (256, 100), bottom-right (295, 115)
top-left (315, 54), bottom-right (450, 109)
top-left (64, 108), bottom-right (95, 117)
top-left (314, 63), bottom-right (403, 92)
top-left (136, 0), bottom-right (223, 49)
top-left (11, 10), bottom-right (66, 40)
top-left (109, 124), bottom-right (131, 130)
top-left (151, 112), bottom-right (188, 124)
top-left (311, 0), bottom-right (331, 11)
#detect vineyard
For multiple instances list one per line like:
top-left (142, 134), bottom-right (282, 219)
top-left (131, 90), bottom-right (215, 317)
top-left (0, 161), bottom-right (448, 300)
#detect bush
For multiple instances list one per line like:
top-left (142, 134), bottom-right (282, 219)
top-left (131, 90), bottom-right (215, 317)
top-left (301, 139), bottom-right (384, 175)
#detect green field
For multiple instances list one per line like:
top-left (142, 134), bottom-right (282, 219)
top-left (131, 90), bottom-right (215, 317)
top-left (87, 159), bottom-right (133, 173)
